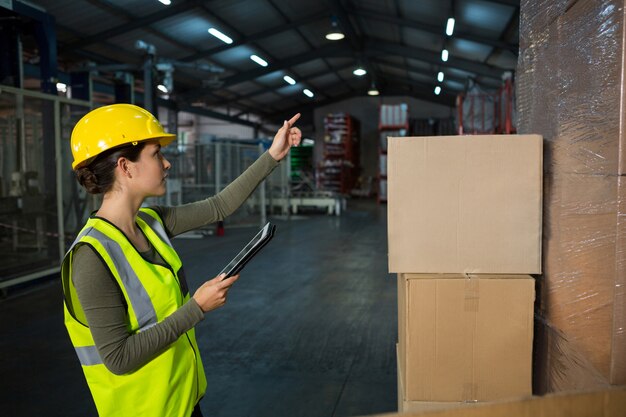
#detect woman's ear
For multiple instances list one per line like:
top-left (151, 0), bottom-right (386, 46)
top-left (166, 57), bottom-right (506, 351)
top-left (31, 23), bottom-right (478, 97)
top-left (117, 157), bottom-right (132, 179)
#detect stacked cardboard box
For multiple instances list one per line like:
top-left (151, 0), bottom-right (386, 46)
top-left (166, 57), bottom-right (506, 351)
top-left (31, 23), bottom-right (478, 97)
top-left (381, 386), bottom-right (626, 417)
top-left (388, 135), bottom-right (543, 412)
top-left (518, 0), bottom-right (626, 391)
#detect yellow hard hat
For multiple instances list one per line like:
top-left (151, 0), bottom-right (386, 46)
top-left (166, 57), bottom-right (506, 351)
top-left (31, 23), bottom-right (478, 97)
top-left (70, 103), bottom-right (176, 169)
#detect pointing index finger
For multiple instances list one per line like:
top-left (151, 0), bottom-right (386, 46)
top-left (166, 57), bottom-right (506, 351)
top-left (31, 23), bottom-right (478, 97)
top-left (287, 113), bottom-right (301, 127)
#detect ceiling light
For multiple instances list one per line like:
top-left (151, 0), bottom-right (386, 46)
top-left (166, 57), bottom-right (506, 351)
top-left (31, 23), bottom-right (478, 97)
top-left (353, 67), bottom-right (367, 76)
top-left (437, 71), bottom-right (444, 82)
top-left (158, 0), bottom-right (171, 5)
top-left (326, 32), bottom-right (345, 41)
top-left (250, 54), bottom-right (268, 67)
top-left (325, 16), bottom-right (345, 41)
top-left (56, 82), bottom-right (67, 93)
top-left (283, 75), bottom-right (296, 85)
top-left (367, 82), bottom-right (379, 96)
top-left (157, 84), bottom-right (168, 93)
top-left (446, 18), bottom-right (455, 36)
top-left (441, 49), bottom-right (449, 62)
top-left (303, 89), bottom-right (314, 98)
top-left (208, 28), bottom-right (233, 44)
top-left (434, 86), bottom-right (442, 95)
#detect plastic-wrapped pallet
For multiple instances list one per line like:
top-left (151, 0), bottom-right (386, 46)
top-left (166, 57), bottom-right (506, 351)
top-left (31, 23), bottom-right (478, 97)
top-left (518, 0), bottom-right (626, 391)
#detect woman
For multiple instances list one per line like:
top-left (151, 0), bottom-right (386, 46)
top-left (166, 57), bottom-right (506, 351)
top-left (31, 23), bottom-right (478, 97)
top-left (62, 104), bottom-right (301, 417)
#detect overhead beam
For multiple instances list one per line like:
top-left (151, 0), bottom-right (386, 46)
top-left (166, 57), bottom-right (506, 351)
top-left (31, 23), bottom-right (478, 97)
top-left (214, 62), bottom-right (355, 107)
top-left (178, 105), bottom-right (260, 128)
top-left (159, 99), bottom-right (261, 129)
top-left (181, 11), bottom-right (328, 62)
top-left (268, 90), bottom-right (356, 124)
top-left (371, 57), bottom-right (468, 87)
top-left (376, 73), bottom-right (460, 96)
top-left (83, 0), bottom-right (201, 55)
top-left (181, 41), bottom-right (351, 99)
top-left (269, 76), bottom-right (456, 124)
top-left (371, 56), bottom-right (502, 89)
top-left (365, 39), bottom-right (506, 80)
top-left (193, 3), bottom-right (331, 102)
top-left (355, 10), bottom-right (518, 54)
top-left (217, 42), bottom-right (343, 88)
top-left (377, 84), bottom-right (456, 106)
top-left (66, 1), bottom-right (196, 50)
top-left (262, 0), bottom-right (337, 102)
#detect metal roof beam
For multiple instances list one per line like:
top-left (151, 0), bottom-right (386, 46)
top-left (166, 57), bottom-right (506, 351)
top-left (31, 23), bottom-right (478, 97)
top-left (376, 84), bottom-right (456, 106)
top-left (182, 41), bottom-right (350, 99)
top-left (365, 39), bottom-right (506, 80)
top-left (193, 3), bottom-right (331, 101)
top-left (270, 79), bottom-right (455, 124)
top-left (181, 11), bottom-right (328, 62)
top-left (174, 104), bottom-right (261, 129)
top-left (371, 57), bottom-right (469, 87)
top-left (376, 73), bottom-right (461, 95)
top-left (214, 62), bottom-right (355, 107)
top-left (66, 0), bottom-right (196, 50)
top-left (354, 10), bottom-right (518, 54)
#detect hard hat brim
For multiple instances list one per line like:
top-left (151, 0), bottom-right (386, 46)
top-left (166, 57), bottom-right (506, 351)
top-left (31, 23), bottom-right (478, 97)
top-left (72, 133), bottom-right (177, 170)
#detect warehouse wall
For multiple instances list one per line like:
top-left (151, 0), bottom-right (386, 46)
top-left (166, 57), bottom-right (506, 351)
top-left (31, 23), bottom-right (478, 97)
top-left (313, 96), bottom-right (454, 182)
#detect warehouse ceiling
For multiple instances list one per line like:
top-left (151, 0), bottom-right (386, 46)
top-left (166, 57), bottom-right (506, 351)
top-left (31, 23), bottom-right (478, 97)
top-left (7, 0), bottom-right (519, 127)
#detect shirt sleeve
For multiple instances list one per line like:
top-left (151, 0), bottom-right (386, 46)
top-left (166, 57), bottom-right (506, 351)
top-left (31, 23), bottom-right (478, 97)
top-left (156, 151), bottom-right (279, 237)
top-left (71, 244), bottom-right (205, 375)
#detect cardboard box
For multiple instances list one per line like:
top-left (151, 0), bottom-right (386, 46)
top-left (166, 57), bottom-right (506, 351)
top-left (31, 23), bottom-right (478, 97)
top-left (388, 135), bottom-right (543, 274)
top-left (372, 386), bottom-right (626, 417)
top-left (518, 0), bottom-right (626, 388)
top-left (398, 344), bottom-right (484, 413)
top-left (398, 274), bottom-right (535, 402)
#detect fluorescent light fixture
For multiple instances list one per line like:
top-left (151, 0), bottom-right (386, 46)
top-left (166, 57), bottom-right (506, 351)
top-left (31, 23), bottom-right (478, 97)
top-left (441, 49), bottom-right (449, 62)
top-left (158, 0), bottom-right (171, 5)
top-left (283, 75), bottom-right (296, 85)
top-left (446, 18), bottom-right (455, 36)
top-left (208, 28), bottom-right (233, 44)
top-left (437, 71), bottom-right (444, 82)
top-left (434, 86), bottom-right (442, 95)
top-left (157, 84), bottom-right (168, 93)
top-left (367, 83), bottom-right (379, 96)
top-left (250, 54), bottom-right (268, 67)
top-left (56, 82), bottom-right (67, 93)
top-left (353, 67), bottom-right (367, 76)
top-left (303, 89), bottom-right (314, 98)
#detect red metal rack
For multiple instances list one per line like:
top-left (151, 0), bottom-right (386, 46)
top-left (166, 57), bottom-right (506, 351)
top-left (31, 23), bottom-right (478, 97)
top-left (318, 113), bottom-right (360, 195)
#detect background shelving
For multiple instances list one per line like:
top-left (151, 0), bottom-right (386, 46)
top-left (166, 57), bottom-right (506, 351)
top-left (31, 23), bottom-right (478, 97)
top-left (318, 113), bottom-right (360, 195)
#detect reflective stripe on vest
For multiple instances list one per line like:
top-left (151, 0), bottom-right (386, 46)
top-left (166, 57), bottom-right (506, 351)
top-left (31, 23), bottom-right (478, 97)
top-left (75, 345), bottom-right (102, 366)
top-left (137, 210), bottom-right (173, 248)
top-left (83, 227), bottom-right (158, 332)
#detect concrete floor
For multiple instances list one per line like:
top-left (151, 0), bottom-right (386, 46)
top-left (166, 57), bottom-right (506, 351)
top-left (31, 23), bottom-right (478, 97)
top-left (0, 200), bottom-right (397, 417)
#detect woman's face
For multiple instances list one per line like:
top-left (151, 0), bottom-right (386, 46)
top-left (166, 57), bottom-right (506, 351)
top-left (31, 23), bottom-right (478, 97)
top-left (130, 142), bottom-right (171, 197)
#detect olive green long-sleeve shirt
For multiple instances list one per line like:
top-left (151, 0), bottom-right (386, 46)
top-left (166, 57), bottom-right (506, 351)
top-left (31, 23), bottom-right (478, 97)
top-left (71, 151), bottom-right (278, 375)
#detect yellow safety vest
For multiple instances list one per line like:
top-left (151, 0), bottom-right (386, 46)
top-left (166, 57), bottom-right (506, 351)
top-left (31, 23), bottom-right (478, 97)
top-left (62, 208), bottom-right (207, 417)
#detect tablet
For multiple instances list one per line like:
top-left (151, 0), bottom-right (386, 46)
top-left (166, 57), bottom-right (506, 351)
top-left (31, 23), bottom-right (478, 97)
top-left (219, 222), bottom-right (276, 278)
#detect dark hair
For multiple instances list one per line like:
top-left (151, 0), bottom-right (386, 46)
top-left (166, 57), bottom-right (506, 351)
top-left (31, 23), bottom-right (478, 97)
top-left (75, 142), bottom-right (147, 194)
